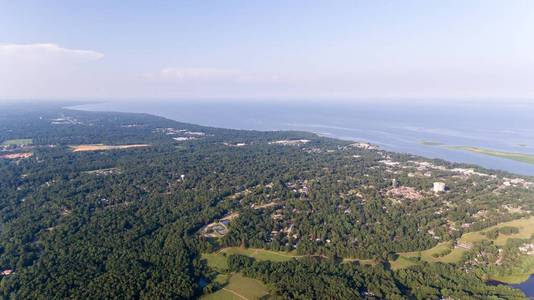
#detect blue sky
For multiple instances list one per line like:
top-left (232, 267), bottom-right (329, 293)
top-left (1, 1), bottom-right (534, 100)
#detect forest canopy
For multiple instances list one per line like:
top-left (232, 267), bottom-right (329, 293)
top-left (0, 104), bottom-right (532, 299)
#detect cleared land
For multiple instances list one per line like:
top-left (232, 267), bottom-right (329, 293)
top-left (389, 256), bottom-right (418, 270)
top-left (201, 273), bottom-right (270, 300)
top-left (213, 247), bottom-right (300, 262)
top-left (203, 217), bottom-right (534, 283)
top-left (492, 262), bottom-right (534, 284)
top-left (202, 252), bottom-right (230, 272)
top-left (70, 144), bottom-right (150, 152)
top-left (0, 152), bottom-right (33, 159)
top-left (202, 249), bottom-right (277, 299)
top-left (397, 216), bottom-right (534, 282)
top-left (205, 247), bottom-right (377, 267)
top-left (400, 216), bottom-right (534, 264)
top-left (1, 139), bottom-right (32, 145)
top-left (461, 216), bottom-right (534, 246)
top-left (208, 218), bottom-right (534, 267)
top-left (398, 241), bottom-right (462, 265)
top-left (342, 257), bottom-right (377, 266)
top-left (200, 213), bottom-right (240, 238)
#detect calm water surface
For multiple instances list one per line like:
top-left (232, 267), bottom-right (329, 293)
top-left (73, 100), bottom-right (534, 176)
top-left (511, 275), bottom-right (534, 298)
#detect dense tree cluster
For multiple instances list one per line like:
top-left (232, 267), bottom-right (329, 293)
top-left (0, 103), bottom-right (532, 298)
top-left (227, 254), bottom-right (524, 299)
top-left (462, 234), bottom-right (534, 282)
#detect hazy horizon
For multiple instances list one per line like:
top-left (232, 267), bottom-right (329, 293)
top-left (2, 1), bottom-right (534, 101)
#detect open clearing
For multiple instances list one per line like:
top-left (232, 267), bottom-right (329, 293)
top-left (200, 212), bottom-right (240, 238)
top-left (398, 241), bottom-right (462, 264)
top-left (398, 216), bottom-right (534, 270)
top-left (1, 139), bottom-right (32, 146)
top-left (206, 217), bottom-right (534, 268)
top-left (492, 262), bottom-right (534, 284)
top-left (212, 247), bottom-right (300, 263)
top-left (202, 247), bottom-right (299, 273)
top-left (70, 144), bottom-right (150, 152)
top-left (0, 152), bottom-right (33, 159)
top-left (205, 247), bottom-right (378, 267)
top-left (202, 252), bottom-right (230, 272)
top-left (201, 273), bottom-right (270, 300)
top-left (342, 257), bottom-right (376, 266)
top-left (389, 256), bottom-right (418, 270)
top-left (461, 216), bottom-right (534, 246)
top-left (202, 250), bottom-right (274, 299)
top-left (204, 217), bottom-right (534, 283)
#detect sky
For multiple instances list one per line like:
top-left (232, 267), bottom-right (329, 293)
top-left (1, 0), bottom-right (534, 101)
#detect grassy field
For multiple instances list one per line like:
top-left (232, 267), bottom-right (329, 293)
top-left (398, 216), bottom-right (534, 271)
top-left (421, 141), bottom-right (534, 165)
top-left (448, 146), bottom-right (534, 165)
top-left (358, 217), bottom-right (534, 281)
top-left (461, 217), bottom-right (534, 246)
top-left (389, 256), bottom-right (418, 270)
top-left (420, 140), bottom-right (445, 146)
top-left (1, 139), bottom-right (32, 146)
top-left (491, 266), bottom-right (534, 284)
top-left (209, 247), bottom-right (300, 263)
top-left (202, 252), bottom-right (230, 271)
top-left (201, 273), bottom-right (270, 300)
top-left (201, 248), bottom-right (301, 299)
top-left (398, 241), bottom-right (463, 264)
top-left (203, 217), bottom-right (534, 285)
top-left (462, 217), bottom-right (534, 284)
top-left (206, 247), bottom-right (381, 269)
top-left (208, 217), bottom-right (534, 266)
top-left (342, 257), bottom-right (377, 266)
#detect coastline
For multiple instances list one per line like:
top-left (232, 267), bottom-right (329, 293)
top-left (63, 103), bottom-right (534, 296)
top-left (68, 101), bottom-right (534, 176)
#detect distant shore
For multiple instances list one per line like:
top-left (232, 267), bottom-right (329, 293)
top-left (421, 140), bottom-right (534, 166)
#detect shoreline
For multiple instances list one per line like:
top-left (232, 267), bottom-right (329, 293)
top-left (68, 102), bottom-right (534, 176)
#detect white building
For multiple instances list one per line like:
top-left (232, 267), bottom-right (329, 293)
top-left (433, 182), bottom-right (447, 193)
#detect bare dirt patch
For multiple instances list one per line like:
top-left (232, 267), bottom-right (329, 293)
top-left (0, 152), bottom-right (33, 159)
top-left (70, 144), bottom-right (150, 152)
top-left (386, 186), bottom-right (423, 200)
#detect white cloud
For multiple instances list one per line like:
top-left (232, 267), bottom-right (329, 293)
top-left (2, 44), bottom-right (532, 100)
top-left (0, 43), bottom-right (105, 99)
top-left (0, 43), bottom-right (104, 61)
